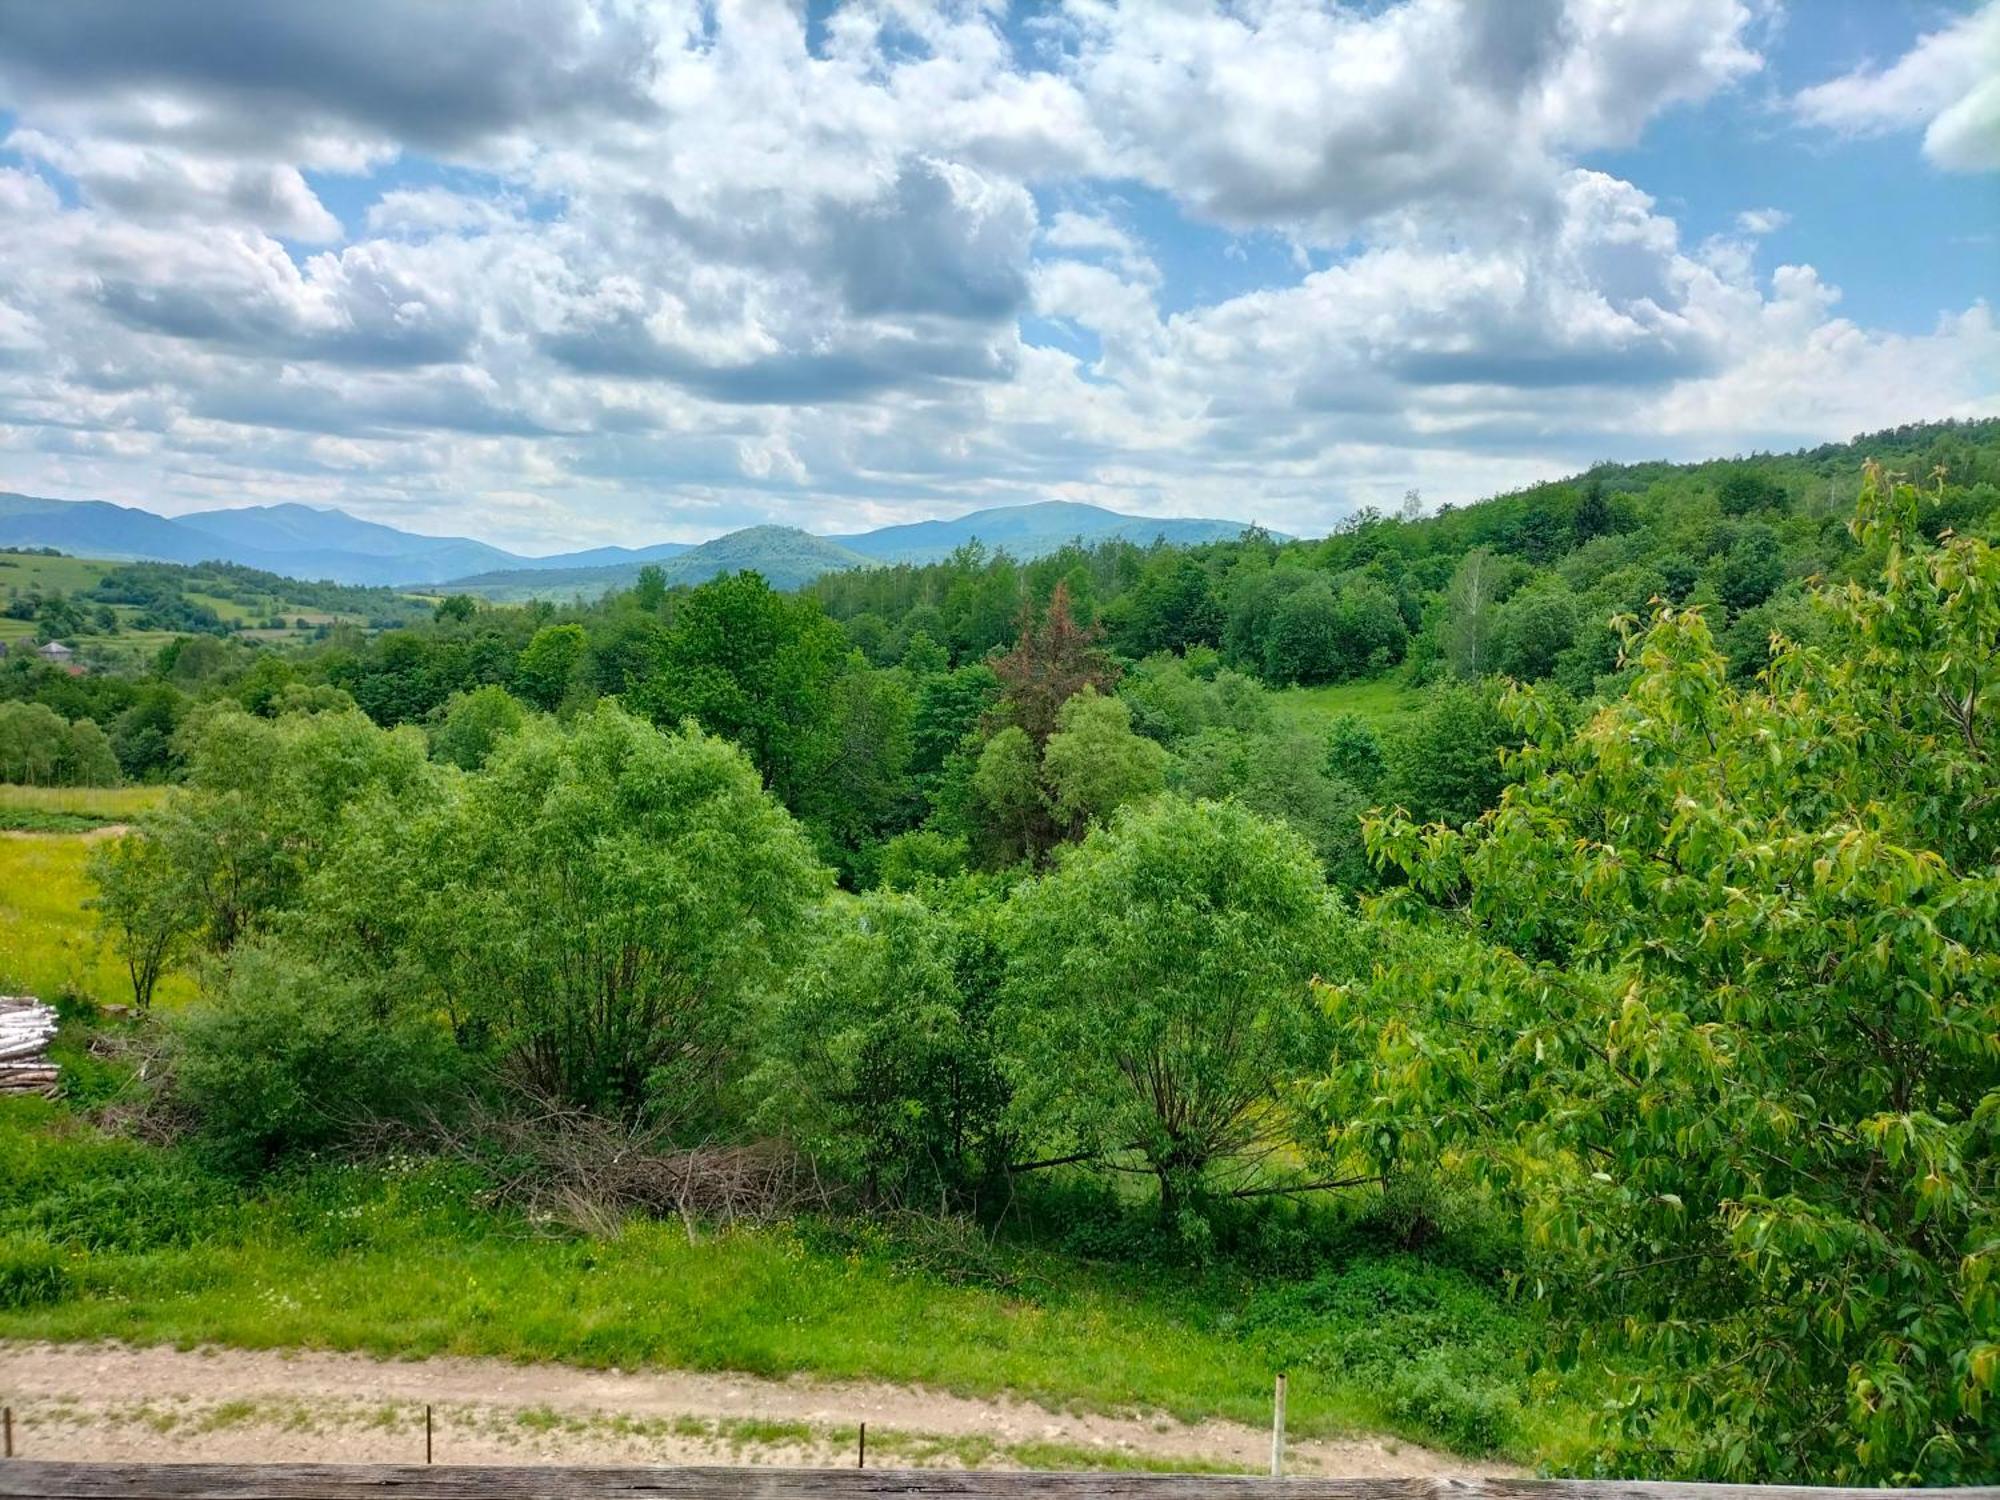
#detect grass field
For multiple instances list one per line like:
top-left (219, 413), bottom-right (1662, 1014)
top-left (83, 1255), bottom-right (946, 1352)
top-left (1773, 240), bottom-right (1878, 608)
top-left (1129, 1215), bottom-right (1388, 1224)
top-left (1270, 677), bottom-right (1422, 733)
top-left (0, 553), bottom-right (113, 596)
top-left (0, 784), bottom-right (169, 821)
top-left (0, 806), bottom-right (195, 1009)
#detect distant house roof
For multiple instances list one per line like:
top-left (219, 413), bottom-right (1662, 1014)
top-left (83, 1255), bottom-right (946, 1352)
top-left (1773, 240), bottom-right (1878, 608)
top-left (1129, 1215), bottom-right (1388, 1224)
top-left (37, 640), bottom-right (74, 659)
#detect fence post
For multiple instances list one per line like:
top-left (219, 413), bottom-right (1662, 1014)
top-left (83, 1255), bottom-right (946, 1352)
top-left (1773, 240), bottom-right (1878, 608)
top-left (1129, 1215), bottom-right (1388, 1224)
top-left (4, 1405), bottom-right (12, 1459)
top-left (1270, 1373), bottom-right (1286, 1477)
top-left (857, 1422), bottom-right (866, 1469)
top-left (425, 1405), bottom-right (432, 1465)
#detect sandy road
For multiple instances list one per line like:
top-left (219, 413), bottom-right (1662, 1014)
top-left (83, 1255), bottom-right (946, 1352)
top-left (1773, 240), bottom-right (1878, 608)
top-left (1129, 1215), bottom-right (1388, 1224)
top-left (0, 1342), bottom-right (1511, 1476)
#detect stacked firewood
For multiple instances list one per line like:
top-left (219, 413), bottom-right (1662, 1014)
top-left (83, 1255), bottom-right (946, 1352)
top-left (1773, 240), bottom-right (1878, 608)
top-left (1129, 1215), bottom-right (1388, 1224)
top-left (0, 997), bottom-right (60, 1095)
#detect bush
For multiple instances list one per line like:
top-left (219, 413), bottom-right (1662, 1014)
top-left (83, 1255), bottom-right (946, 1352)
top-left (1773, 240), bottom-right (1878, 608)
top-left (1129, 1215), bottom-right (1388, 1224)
top-left (874, 829), bottom-right (969, 889)
top-left (0, 1233), bottom-right (70, 1309)
top-left (8, 1167), bottom-right (235, 1253)
top-left (171, 943), bottom-right (470, 1172)
top-left (1379, 1356), bottom-right (1521, 1455)
top-left (1380, 678), bottom-right (1517, 826)
top-left (300, 704), bottom-right (827, 1125)
top-left (428, 684), bottom-right (527, 769)
top-left (1358, 1168), bottom-right (1493, 1257)
top-left (1000, 796), bottom-right (1355, 1218)
top-left (753, 890), bottom-right (1011, 1201)
top-left (1239, 1257), bottom-right (1524, 1453)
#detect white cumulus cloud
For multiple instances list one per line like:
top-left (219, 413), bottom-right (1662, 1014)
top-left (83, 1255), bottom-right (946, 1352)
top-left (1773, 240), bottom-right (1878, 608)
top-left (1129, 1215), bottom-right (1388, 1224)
top-left (1795, 3), bottom-right (2000, 173)
top-left (0, 0), bottom-right (1988, 551)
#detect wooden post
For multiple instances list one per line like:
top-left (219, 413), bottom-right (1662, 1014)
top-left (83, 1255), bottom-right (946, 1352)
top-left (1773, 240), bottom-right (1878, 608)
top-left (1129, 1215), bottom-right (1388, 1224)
top-left (856, 1422), bottom-right (866, 1469)
top-left (424, 1406), bottom-right (432, 1465)
top-left (1269, 1372), bottom-right (1286, 1478)
top-left (3, 1405), bottom-right (12, 1459)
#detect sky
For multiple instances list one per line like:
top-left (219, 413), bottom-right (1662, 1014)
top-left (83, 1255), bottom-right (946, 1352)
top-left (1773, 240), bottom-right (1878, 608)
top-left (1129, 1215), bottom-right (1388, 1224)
top-left (0, 0), bottom-right (1994, 554)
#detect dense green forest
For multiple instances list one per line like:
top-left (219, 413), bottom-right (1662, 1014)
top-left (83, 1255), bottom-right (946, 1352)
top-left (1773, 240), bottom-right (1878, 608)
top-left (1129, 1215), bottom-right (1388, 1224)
top-left (7, 419), bottom-right (1996, 868)
top-left (3, 418), bottom-right (1998, 1482)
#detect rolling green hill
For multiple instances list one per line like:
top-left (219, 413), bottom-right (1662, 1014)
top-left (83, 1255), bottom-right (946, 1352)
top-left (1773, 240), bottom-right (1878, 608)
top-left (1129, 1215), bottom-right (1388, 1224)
top-left (0, 548), bottom-right (430, 663)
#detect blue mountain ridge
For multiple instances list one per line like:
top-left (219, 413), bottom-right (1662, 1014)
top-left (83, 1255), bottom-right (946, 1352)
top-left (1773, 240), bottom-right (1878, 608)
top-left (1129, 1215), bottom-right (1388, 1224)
top-left (0, 492), bottom-right (1275, 591)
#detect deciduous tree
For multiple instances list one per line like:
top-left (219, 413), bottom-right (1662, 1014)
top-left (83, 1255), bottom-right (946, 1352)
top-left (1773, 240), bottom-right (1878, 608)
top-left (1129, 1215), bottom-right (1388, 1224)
top-left (1329, 467), bottom-right (2000, 1483)
top-left (1001, 796), bottom-right (1354, 1220)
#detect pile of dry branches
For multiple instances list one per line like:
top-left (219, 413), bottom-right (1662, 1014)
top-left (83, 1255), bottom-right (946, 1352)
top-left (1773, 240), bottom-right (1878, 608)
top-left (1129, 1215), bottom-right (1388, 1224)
top-left (429, 1094), bottom-right (839, 1235)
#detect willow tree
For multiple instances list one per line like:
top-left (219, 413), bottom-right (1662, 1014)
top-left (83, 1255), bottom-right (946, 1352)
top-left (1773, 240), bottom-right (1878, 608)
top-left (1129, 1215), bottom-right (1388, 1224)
top-left (1002, 795), bottom-right (1355, 1220)
top-left (305, 703), bottom-right (827, 1124)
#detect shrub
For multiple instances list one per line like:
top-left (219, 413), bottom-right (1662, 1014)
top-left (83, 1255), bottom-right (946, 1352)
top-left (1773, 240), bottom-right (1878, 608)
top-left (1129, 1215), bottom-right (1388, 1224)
top-left (1379, 1356), bottom-right (1521, 1455)
top-left (171, 943), bottom-right (469, 1172)
top-left (299, 703), bottom-right (827, 1125)
top-left (754, 890), bottom-right (1011, 1202)
top-left (1240, 1257), bottom-right (1525, 1453)
top-left (1000, 796), bottom-right (1356, 1218)
top-left (0, 1234), bottom-right (70, 1310)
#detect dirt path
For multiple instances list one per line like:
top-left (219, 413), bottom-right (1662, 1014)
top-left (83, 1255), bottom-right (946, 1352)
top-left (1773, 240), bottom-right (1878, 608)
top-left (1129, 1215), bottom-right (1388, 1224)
top-left (0, 1342), bottom-right (1511, 1477)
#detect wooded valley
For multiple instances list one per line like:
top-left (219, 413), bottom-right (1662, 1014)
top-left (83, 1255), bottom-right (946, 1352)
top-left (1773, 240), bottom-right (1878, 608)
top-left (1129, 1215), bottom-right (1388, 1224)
top-left (2, 418), bottom-right (1997, 1485)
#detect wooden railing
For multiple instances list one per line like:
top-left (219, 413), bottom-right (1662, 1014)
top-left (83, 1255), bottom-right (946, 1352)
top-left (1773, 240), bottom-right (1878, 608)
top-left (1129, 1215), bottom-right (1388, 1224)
top-left (0, 1465), bottom-right (1995, 1500)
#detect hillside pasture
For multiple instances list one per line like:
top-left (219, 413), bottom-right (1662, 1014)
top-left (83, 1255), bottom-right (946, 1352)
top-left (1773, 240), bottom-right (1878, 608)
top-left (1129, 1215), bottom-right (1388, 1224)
top-left (0, 552), bottom-right (112, 596)
top-left (2, 551), bottom-right (427, 662)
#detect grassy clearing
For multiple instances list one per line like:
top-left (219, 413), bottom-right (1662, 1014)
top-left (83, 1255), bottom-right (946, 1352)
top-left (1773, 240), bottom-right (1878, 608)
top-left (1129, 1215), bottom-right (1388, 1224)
top-left (0, 825), bottom-right (196, 1009)
top-left (0, 785), bottom-right (169, 822)
top-left (181, 591), bottom-right (258, 623)
top-left (0, 553), bottom-right (112, 596)
top-left (0, 1103), bottom-right (1587, 1467)
top-left (1270, 678), bottom-right (1421, 735)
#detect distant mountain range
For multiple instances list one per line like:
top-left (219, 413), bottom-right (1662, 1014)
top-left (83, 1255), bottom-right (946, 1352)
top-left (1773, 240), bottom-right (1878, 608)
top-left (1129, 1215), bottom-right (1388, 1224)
top-left (825, 500), bottom-right (1261, 565)
top-left (446, 527), bottom-right (877, 600)
top-left (0, 491), bottom-right (1272, 594)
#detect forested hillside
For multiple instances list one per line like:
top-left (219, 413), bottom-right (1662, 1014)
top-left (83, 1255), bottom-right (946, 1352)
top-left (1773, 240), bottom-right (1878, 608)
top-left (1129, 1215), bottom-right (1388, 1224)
top-left (1, 550), bottom-right (429, 671)
top-left (3, 419), bottom-right (1997, 1483)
